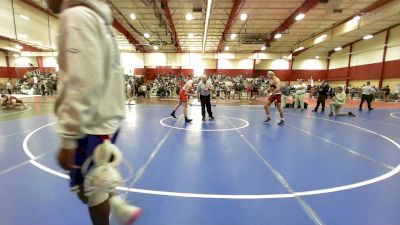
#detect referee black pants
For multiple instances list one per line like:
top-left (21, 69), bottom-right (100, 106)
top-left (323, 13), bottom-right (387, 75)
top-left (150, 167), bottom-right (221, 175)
top-left (359, 94), bottom-right (373, 110)
top-left (200, 95), bottom-right (213, 118)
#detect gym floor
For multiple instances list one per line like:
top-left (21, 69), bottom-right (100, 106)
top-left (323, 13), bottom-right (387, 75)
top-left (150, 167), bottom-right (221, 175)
top-left (1, 97), bottom-right (400, 225)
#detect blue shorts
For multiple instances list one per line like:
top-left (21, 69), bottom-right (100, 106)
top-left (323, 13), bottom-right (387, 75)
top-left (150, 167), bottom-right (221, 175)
top-left (69, 130), bottom-right (119, 191)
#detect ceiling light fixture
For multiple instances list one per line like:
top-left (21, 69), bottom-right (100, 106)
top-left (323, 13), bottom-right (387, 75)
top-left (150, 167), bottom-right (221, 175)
top-left (363, 34), bottom-right (373, 40)
top-left (353, 15), bottom-right (361, 21)
top-left (19, 15), bottom-right (30, 20)
top-left (129, 13), bottom-right (136, 20)
top-left (153, 46), bottom-right (159, 50)
top-left (144, 33), bottom-right (150, 38)
top-left (315, 56), bottom-right (320, 59)
top-left (231, 33), bottom-right (237, 39)
top-left (295, 13), bottom-right (305, 21)
top-left (240, 13), bottom-right (248, 21)
top-left (274, 33), bottom-right (282, 39)
top-left (224, 46), bottom-right (230, 51)
top-left (334, 47), bottom-right (342, 51)
top-left (294, 46), bottom-right (304, 52)
top-left (185, 13), bottom-right (193, 21)
top-left (261, 46), bottom-right (266, 51)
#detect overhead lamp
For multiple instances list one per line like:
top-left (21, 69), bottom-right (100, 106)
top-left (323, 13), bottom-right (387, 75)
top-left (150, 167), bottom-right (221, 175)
top-left (363, 34), bottom-right (373, 40)
top-left (334, 47), bottom-right (342, 51)
top-left (185, 13), bottom-right (193, 21)
top-left (240, 13), bottom-right (248, 21)
top-left (231, 33), bottom-right (237, 40)
top-left (353, 15), bottom-right (361, 21)
top-left (144, 33), bottom-right (150, 38)
top-left (316, 34), bottom-right (327, 41)
top-left (129, 13), bottom-right (136, 20)
top-left (153, 46), bottom-right (159, 50)
top-left (224, 46), bottom-right (230, 51)
top-left (295, 13), bottom-right (305, 21)
top-left (19, 15), bottom-right (30, 20)
top-left (294, 46), bottom-right (304, 52)
top-left (274, 33), bottom-right (282, 39)
top-left (261, 46), bottom-right (266, 51)
top-left (315, 56), bottom-right (320, 59)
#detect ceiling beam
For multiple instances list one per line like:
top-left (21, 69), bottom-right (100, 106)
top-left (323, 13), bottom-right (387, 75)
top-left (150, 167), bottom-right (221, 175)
top-left (295, 0), bottom-right (395, 56)
top-left (215, 0), bottom-right (246, 53)
top-left (328, 22), bottom-right (400, 56)
top-left (160, 0), bottom-right (181, 52)
top-left (19, 0), bottom-right (58, 18)
top-left (0, 35), bottom-right (42, 52)
top-left (202, 0), bottom-right (214, 53)
top-left (112, 19), bottom-right (146, 52)
top-left (266, 0), bottom-right (320, 47)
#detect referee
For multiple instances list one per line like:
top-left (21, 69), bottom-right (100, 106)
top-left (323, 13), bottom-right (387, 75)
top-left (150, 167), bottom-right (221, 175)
top-left (359, 81), bottom-right (375, 111)
top-left (197, 75), bottom-right (214, 121)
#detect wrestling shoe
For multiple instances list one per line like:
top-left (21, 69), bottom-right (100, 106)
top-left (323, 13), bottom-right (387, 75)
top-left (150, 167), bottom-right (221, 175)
top-left (110, 196), bottom-right (142, 225)
top-left (263, 118), bottom-right (271, 123)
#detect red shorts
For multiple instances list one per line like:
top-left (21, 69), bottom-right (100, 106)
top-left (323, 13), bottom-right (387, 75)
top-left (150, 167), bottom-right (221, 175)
top-left (179, 89), bottom-right (187, 102)
top-left (268, 93), bottom-right (281, 103)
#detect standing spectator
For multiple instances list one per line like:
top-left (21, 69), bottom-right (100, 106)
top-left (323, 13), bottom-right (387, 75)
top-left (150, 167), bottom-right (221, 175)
top-left (329, 86), bottom-right (356, 117)
top-left (313, 80), bottom-right (330, 113)
top-left (6, 80), bottom-right (12, 95)
top-left (197, 75), bottom-right (214, 121)
top-left (359, 81), bottom-right (375, 111)
top-left (382, 85), bottom-right (390, 102)
top-left (126, 81), bottom-right (133, 104)
top-left (396, 83), bottom-right (400, 100)
top-left (280, 81), bottom-right (290, 108)
top-left (246, 83), bottom-right (252, 99)
top-left (294, 79), bottom-right (307, 110)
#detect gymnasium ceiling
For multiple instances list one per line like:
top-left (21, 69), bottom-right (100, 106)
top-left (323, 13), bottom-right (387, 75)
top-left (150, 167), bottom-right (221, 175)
top-left (25, 0), bottom-right (400, 55)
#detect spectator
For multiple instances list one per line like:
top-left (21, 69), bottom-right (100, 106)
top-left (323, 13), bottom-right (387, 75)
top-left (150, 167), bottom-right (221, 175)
top-left (280, 81), bottom-right (290, 108)
top-left (6, 80), bottom-right (12, 95)
top-left (382, 85), bottom-right (390, 102)
top-left (329, 86), bottom-right (356, 117)
top-left (294, 79), bottom-right (307, 111)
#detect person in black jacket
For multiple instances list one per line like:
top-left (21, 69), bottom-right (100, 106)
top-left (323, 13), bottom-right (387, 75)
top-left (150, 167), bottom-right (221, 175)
top-left (313, 80), bottom-right (330, 112)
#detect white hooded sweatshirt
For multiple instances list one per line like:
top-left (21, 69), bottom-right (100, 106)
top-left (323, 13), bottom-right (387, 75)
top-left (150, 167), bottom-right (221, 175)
top-left (55, 0), bottom-right (125, 149)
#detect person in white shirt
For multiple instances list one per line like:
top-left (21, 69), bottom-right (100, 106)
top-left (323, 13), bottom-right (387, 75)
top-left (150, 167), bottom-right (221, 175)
top-left (396, 83), bottom-right (400, 100)
top-left (48, 0), bottom-right (141, 224)
top-left (126, 82), bottom-right (133, 104)
top-left (359, 81), bottom-right (375, 111)
top-left (329, 86), bottom-right (355, 117)
top-left (294, 79), bottom-right (307, 110)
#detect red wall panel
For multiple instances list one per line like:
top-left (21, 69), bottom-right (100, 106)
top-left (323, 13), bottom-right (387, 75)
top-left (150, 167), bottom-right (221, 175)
top-left (290, 70), bottom-right (327, 81)
top-left (383, 60), bottom-right (400, 79)
top-left (0, 67), bottom-right (56, 79)
top-left (328, 68), bottom-right (347, 79)
top-left (349, 63), bottom-right (382, 80)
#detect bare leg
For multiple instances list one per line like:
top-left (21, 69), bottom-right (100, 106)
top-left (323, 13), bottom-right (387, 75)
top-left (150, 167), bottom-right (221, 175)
top-left (182, 102), bottom-right (188, 118)
top-left (276, 102), bottom-right (284, 119)
top-left (173, 102), bottom-right (181, 112)
top-left (89, 200), bottom-right (110, 225)
top-left (264, 100), bottom-right (272, 119)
